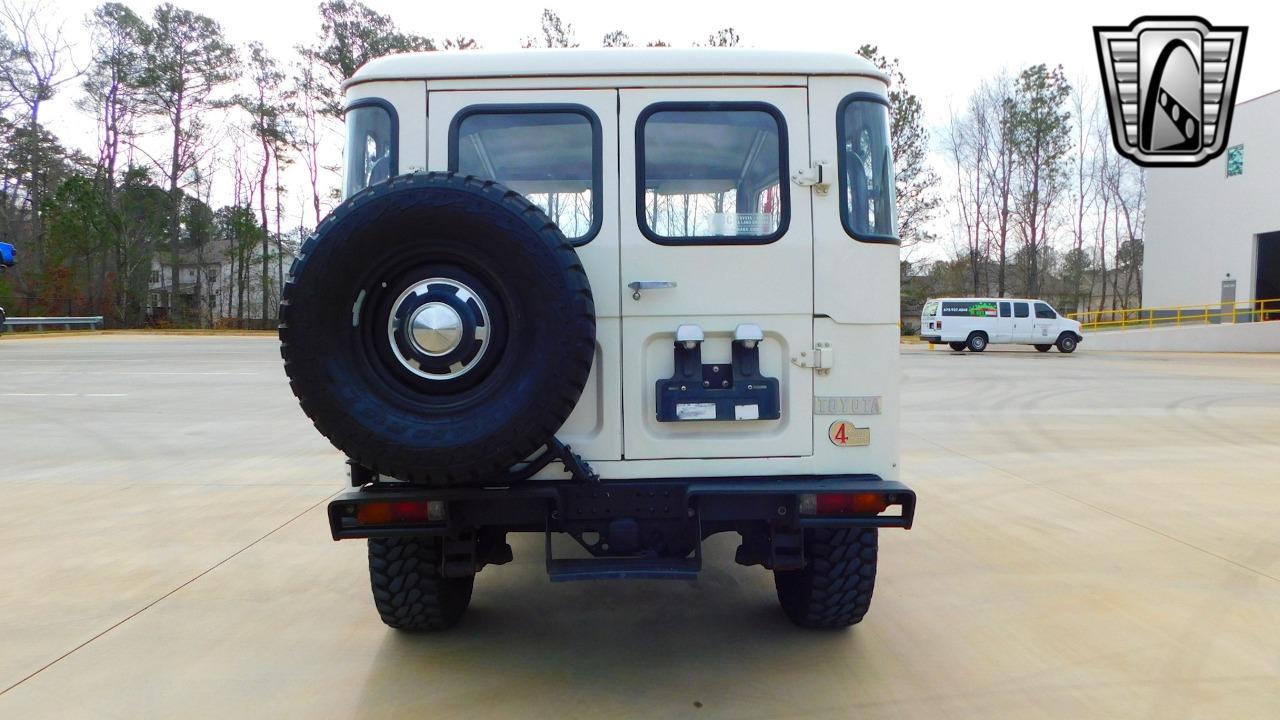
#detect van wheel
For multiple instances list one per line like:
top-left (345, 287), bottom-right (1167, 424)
top-left (948, 342), bottom-right (966, 352)
top-left (775, 528), bottom-right (878, 628)
top-left (966, 332), bottom-right (988, 352)
top-left (1034, 344), bottom-right (1052, 352)
top-left (1056, 334), bottom-right (1078, 354)
top-left (280, 173), bottom-right (596, 485)
top-left (369, 536), bottom-right (474, 632)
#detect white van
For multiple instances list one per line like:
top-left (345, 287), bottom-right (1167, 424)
top-left (919, 298), bottom-right (1083, 353)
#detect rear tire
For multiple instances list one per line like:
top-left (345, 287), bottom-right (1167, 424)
top-left (1056, 334), bottom-right (1079, 354)
top-left (966, 333), bottom-right (988, 353)
top-left (948, 342), bottom-right (966, 351)
top-left (368, 536), bottom-right (474, 632)
top-left (1034, 344), bottom-right (1052, 352)
top-left (774, 528), bottom-right (878, 629)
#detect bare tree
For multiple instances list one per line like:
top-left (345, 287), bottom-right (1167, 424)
top-left (1064, 79), bottom-right (1100, 311)
top-left (303, 0), bottom-right (434, 117)
top-left (858, 45), bottom-right (941, 256)
top-left (82, 2), bottom-right (148, 319)
top-left (1105, 156), bottom-right (1145, 309)
top-left (0, 0), bottom-right (83, 268)
top-left (1009, 64), bottom-right (1072, 297)
top-left (136, 3), bottom-right (238, 324)
top-left (240, 41), bottom-right (291, 324)
top-left (440, 36), bottom-right (478, 50)
top-left (83, 3), bottom-right (145, 191)
top-left (290, 53), bottom-right (329, 228)
top-left (700, 28), bottom-right (741, 47)
top-left (602, 30), bottom-right (632, 48)
top-left (522, 9), bottom-right (577, 49)
top-left (981, 75), bottom-right (1016, 297)
top-left (946, 93), bottom-right (989, 295)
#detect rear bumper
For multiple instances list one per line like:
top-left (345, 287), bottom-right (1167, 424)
top-left (327, 474), bottom-right (916, 540)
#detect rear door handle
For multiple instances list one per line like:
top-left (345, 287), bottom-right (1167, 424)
top-left (628, 280), bottom-right (676, 300)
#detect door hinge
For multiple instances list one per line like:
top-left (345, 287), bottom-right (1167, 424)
top-left (790, 162), bottom-right (833, 195)
top-left (792, 342), bottom-right (833, 374)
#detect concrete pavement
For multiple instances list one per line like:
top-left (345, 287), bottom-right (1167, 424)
top-left (1, 335), bottom-right (1277, 718)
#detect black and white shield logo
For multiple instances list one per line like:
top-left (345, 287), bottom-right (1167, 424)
top-left (1094, 16), bottom-right (1247, 167)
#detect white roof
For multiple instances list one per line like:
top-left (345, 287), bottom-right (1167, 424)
top-left (346, 48), bottom-right (887, 87)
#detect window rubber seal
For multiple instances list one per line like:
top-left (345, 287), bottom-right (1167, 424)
top-left (448, 103), bottom-right (604, 246)
top-left (634, 100), bottom-right (790, 246)
top-left (836, 92), bottom-right (899, 245)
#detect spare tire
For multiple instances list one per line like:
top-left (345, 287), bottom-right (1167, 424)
top-left (280, 173), bottom-right (595, 485)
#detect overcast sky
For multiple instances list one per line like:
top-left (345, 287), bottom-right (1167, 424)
top-left (35, 0), bottom-right (1280, 245)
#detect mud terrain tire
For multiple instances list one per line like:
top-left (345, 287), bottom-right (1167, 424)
top-left (280, 173), bottom-right (596, 485)
top-left (774, 528), bottom-right (878, 629)
top-left (369, 536), bottom-right (473, 631)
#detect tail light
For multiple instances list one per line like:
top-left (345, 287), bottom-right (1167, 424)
top-left (799, 492), bottom-right (890, 516)
top-left (355, 499), bottom-right (446, 525)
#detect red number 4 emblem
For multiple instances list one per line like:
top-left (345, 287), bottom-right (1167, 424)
top-left (828, 420), bottom-right (868, 447)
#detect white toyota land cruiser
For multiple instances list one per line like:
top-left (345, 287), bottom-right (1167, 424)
top-left (281, 48), bottom-right (915, 632)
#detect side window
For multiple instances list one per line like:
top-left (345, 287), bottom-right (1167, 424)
top-left (451, 105), bottom-right (601, 244)
top-left (838, 94), bottom-right (897, 243)
top-left (344, 100), bottom-right (397, 198)
top-left (1035, 302), bottom-right (1057, 319)
top-left (999, 301), bottom-right (1011, 318)
top-left (638, 103), bottom-right (788, 244)
top-left (1014, 302), bottom-right (1029, 318)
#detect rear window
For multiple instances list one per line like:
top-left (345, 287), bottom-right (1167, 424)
top-left (637, 103), bottom-right (787, 244)
top-left (344, 101), bottom-right (397, 198)
top-left (838, 94), bottom-right (897, 243)
top-left (922, 300), bottom-right (939, 317)
top-left (451, 105), bottom-right (601, 244)
top-left (941, 301), bottom-right (997, 318)
top-left (1035, 302), bottom-right (1057, 319)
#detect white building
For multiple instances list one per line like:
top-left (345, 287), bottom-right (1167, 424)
top-left (147, 239), bottom-right (296, 326)
top-left (1144, 90), bottom-right (1280, 312)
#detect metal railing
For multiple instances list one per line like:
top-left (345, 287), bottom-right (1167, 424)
top-left (1, 316), bottom-right (104, 332)
top-left (1069, 299), bottom-right (1280, 331)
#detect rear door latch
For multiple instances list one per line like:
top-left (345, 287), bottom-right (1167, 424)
top-left (790, 163), bottom-right (833, 195)
top-left (792, 343), bottom-right (833, 374)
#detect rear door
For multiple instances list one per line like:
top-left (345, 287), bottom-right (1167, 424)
top-left (921, 300), bottom-right (938, 333)
top-left (618, 87), bottom-right (813, 460)
top-left (992, 301), bottom-right (1014, 342)
top-left (428, 89), bottom-right (622, 460)
top-left (1011, 301), bottom-right (1034, 342)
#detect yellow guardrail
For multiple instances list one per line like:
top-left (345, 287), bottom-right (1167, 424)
top-left (1069, 298), bottom-right (1280, 331)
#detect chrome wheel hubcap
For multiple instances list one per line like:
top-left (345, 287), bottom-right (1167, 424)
top-left (387, 277), bottom-right (492, 381)
top-left (409, 302), bottom-right (463, 356)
